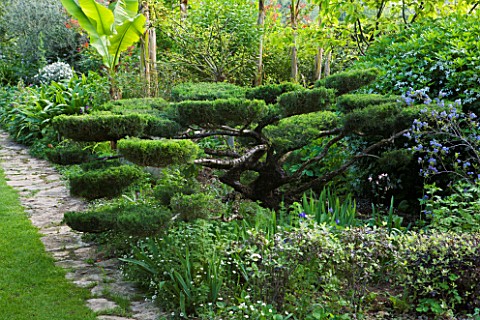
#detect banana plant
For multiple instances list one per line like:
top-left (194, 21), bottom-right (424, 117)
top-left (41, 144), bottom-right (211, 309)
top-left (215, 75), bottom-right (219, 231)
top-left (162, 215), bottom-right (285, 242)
top-left (60, 0), bottom-right (146, 99)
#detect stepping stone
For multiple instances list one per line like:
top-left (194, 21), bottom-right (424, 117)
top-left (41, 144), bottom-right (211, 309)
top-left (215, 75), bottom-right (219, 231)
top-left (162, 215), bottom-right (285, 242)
top-left (87, 298), bottom-right (118, 312)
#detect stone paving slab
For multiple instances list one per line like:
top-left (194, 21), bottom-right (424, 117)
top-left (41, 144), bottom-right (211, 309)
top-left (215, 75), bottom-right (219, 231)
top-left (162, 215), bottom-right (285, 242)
top-left (0, 131), bottom-right (161, 320)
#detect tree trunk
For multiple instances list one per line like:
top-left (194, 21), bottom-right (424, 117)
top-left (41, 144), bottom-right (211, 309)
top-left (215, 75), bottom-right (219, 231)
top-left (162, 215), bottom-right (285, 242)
top-left (314, 47), bottom-right (323, 81)
top-left (140, 2), bottom-right (158, 97)
top-left (290, 1), bottom-right (299, 82)
top-left (254, 0), bottom-right (265, 86)
top-left (314, 4), bottom-right (323, 81)
top-left (324, 50), bottom-right (332, 77)
top-left (180, 0), bottom-right (188, 21)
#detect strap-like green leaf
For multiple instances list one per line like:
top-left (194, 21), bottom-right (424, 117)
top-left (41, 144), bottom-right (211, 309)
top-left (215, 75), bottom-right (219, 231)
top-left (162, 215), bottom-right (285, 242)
top-left (109, 14), bottom-right (146, 66)
top-left (78, 0), bottom-right (115, 36)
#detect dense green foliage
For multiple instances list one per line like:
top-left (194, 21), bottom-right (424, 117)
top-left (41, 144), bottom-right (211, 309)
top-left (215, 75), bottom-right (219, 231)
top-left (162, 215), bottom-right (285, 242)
top-left (359, 14), bottom-right (480, 112)
top-left (315, 68), bottom-right (380, 95)
top-left (0, 170), bottom-right (96, 320)
top-left (245, 82), bottom-right (305, 105)
top-left (45, 141), bottom-right (92, 165)
top-left (277, 87), bottom-right (336, 117)
top-left (118, 138), bottom-right (199, 167)
top-left (172, 98), bottom-right (267, 128)
top-left (336, 94), bottom-right (400, 112)
top-left (53, 114), bottom-right (146, 142)
top-left (65, 202), bottom-right (171, 235)
top-left (68, 164), bottom-right (144, 200)
top-left (170, 82), bottom-right (247, 102)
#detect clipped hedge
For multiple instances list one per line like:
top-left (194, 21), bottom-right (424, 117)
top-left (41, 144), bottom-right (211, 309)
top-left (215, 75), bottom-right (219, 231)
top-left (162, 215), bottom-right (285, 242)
top-left (265, 111), bottom-right (339, 152)
top-left (343, 103), bottom-right (428, 136)
top-left (245, 82), bottom-right (305, 105)
top-left (53, 114), bottom-right (146, 142)
top-left (336, 94), bottom-right (401, 112)
top-left (45, 143), bottom-right (91, 165)
top-left (277, 87), bottom-right (336, 117)
top-left (173, 98), bottom-right (267, 127)
top-left (118, 138), bottom-right (199, 167)
top-left (141, 115), bottom-right (182, 138)
top-left (315, 68), bottom-right (379, 95)
top-left (64, 203), bottom-right (172, 235)
top-left (100, 97), bottom-right (169, 112)
top-left (170, 193), bottom-right (226, 221)
top-left (69, 164), bottom-right (145, 200)
top-left (170, 82), bottom-right (247, 101)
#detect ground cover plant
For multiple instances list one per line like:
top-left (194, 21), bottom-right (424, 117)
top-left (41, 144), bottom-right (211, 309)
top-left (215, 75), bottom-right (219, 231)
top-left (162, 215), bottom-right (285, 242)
top-left (0, 169), bottom-right (96, 320)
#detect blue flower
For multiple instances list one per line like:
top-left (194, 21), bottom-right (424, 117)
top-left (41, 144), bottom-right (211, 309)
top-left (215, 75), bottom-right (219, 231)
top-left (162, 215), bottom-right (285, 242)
top-left (298, 212), bottom-right (307, 218)
top-left (335, 219), bottom-right (340, 225)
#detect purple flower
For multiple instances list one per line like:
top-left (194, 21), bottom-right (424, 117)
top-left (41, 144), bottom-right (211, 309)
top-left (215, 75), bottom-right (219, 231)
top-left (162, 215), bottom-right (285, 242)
top-left (335, 219), bottom-right (340, 225)
top-left (298, 212), bottom-right (307, 218)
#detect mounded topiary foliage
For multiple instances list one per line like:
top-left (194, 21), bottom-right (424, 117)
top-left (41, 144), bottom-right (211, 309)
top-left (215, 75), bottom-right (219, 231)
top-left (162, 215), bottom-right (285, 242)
top-left (100, 97), bottom-right (169, 113)
top-left (64, 203), bottom-right (172, 235)
top-left (245, 82), bottom-right (305, 105)
top-left (170, 82), bottom-right (247, 101)
top-left (118, 138), bottom-right (199, 167)
top-left (172, 98), bottom-right (267, 128)
top-left (315, 68), bottom-right (379, 95)
top-left (68, 164), bottom-right (145, 200)
top-left (52, 114), bottom-right (146, 142)
top-left (336, 94), bottom-right (401, 112)
top-left (45, 143), bottom-right (91, 165)
top-left (277, 87), bottom-right (336, 117)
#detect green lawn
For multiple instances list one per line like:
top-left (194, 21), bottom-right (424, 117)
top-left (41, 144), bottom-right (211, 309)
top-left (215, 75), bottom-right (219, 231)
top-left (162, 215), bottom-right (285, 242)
top-left (0, 168), bottom-right (96, 320)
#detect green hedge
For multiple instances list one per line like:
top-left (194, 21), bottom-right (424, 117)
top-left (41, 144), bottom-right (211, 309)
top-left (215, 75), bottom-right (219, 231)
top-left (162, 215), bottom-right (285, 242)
top-left (45, 143), bottom-right (91, 165)
top-left (343, 103), bottom-right (429, 136)
top-left (245, 82), bottom-right (305, 105)
top-left (170, 193), bottom-right (226, 221)
top-left (141, 115), bottom-right (182, 138)
top-left (68, 164), bottom-right (145, 200)
top-left (277, 87), bottom-right (336, 117)
top-left (118, 138), bottom-right (199, 167)
top-left (265, 111), bottom-right (340, 152)
top-left (173, 98), bottom-right (267, 127)
top-left (64, 203), bottom-right (172, 235)
top-left (170, 82), bottom-right (247, 101)
top-left (336, 94), bottom-right (400, 112)
top-left (53, 114), bottom-right (146, 142)
top-left (315, 68), bottom-right (379, 95)
top-left (99, 97), bottom-right (169, 112)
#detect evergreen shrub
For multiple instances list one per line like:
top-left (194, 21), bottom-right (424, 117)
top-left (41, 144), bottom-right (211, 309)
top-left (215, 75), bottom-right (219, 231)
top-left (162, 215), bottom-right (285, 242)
top-left (64, 203), bottom-right (172, 235)
top-left (173, 98), bottom-right (267, 127)
top-left (53, 114), bottom-right (146, 142)
top-left (118, 138), bottom-right (199, 167)
top-left (336, 94), bottom-right (400, 112)
top-left (68, 165), bottom-right (144, 200)
top-left (277, 87), bottom-right (336, 117)
top-left (315, 68), bottom-right (379, 95)
top-left (170, 193), bottom-right (226, 221)
top-left (45, 143), bottom-right (91, 165)
top-left (100, 97), bottom-right (169, 113)
top-left (170, 82), bottom-right (247, 101)
top-left (245, 82), bottom-right (305, 105)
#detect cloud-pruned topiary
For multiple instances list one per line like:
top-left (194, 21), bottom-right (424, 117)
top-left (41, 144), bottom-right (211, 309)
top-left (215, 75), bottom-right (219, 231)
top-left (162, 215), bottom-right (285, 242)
top-left (315, 68), bottom-right (379, 96)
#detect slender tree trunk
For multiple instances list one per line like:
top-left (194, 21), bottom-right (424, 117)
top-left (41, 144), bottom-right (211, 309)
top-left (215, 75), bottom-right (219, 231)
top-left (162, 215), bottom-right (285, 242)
top-left (324, 50), bottom-right (332, 77)
top-left (314, 4), bottom-right (323, 81)
top-left (140, 1), bottom-right (158, 97)
top-left (180, 0), bottom-right (188, 21)
top-left (290, 1), bottom-right (299, 82)
top-left (254, 0), bottom-right (265, 86)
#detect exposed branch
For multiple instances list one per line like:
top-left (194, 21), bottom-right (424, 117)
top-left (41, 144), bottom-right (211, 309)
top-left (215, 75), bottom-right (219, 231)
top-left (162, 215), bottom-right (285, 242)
top-left (195, 144), bottom-right (268, 169)
top-left (287, 132), bottom-right (346, 182)
top-left (469, 2), bottom-right (479, 14)
top-left (204, 148), bottom-right (240, 158)
top-left (288, 129), bottom-right (409, 197)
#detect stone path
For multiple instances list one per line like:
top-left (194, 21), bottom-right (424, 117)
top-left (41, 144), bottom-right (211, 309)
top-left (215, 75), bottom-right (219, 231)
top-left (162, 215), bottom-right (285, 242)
top-left (0, 131), bottom-right (161, 320)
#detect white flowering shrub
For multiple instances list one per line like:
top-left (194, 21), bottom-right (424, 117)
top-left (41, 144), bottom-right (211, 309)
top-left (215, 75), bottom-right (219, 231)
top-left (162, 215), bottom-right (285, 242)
top-left (34, 62), bottom-right (73, 84)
